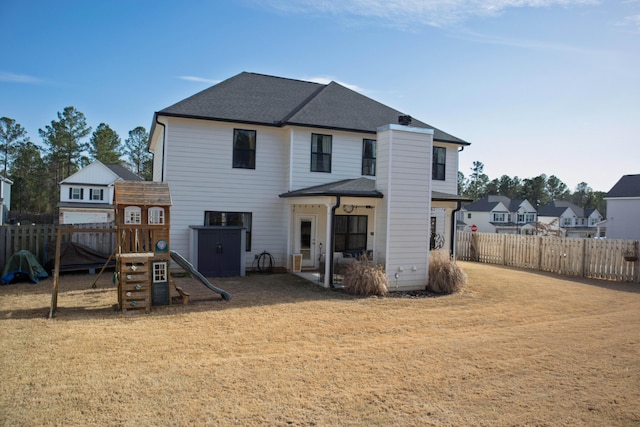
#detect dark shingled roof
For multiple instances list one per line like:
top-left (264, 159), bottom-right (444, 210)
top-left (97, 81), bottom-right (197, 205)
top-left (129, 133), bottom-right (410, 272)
top-left (605, 174), bottom-right (640, 198)
top-left (158, 72), bottom-right (469, 145)
top-left (105, 164), bottom-right (143, 181)
top-left (464, 195), bottom-right (509, 212)
top-left (537, 200), bottom-right (585, 217)
top-left (279, 178), bottom-right (383, 198)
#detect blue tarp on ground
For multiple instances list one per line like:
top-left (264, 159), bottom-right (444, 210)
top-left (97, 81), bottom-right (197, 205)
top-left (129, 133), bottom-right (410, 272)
top-left (1, 250), bottom-right (49, 284)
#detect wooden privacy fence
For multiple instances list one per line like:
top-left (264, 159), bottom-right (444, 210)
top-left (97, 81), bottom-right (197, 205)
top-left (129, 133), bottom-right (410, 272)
top-left (0, 223), bottom-right (116, 267)
top-left (456, 231), bottom-right (640, 283)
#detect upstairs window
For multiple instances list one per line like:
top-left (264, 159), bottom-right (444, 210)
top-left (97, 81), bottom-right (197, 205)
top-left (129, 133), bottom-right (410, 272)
top-left (432, 146), bottom-right (446, 181)
top-left (89, 189), bottom-right (104, 201)
top-left (525, 213), bottom-right (536, 223)
top-left (492, 212), bottom-right (506, 222)
top-left (148, 207), bottom-right (165, 225)
top-left (233, 129), bottom-right (256, 169)
top-left (362, 139), bottom-right (376, 176)
top-left (69, 188), bottom-right (83, 200)
top-left (124, 206), bottom-right (142, 224)
top-left (311, 133), bottom-right (332, 173)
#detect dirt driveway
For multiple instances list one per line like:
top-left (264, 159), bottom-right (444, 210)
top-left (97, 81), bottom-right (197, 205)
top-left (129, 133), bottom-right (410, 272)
top-left (1, 262), bottom-right (639, 426)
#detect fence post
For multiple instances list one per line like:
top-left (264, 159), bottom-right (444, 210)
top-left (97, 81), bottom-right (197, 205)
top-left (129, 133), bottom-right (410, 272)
top-left (536, 236), bottom-right (542, 272)
top-left (580, 238), bottom-right (586, 277)
top-left (502, 234), bottom-right (507, 266)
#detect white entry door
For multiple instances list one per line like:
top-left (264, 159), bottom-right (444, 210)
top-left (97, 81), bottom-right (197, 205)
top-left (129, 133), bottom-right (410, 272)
top-left (297, 215), bottom-right (316, 268)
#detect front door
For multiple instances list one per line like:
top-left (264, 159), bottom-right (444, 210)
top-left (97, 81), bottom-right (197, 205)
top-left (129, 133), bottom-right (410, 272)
top-left (297, 215), bottom-right (316, 268)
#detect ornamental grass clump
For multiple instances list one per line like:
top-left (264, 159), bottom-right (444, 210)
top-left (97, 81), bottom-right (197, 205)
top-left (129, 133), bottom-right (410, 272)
top-left (342, 256), bottom-right (389, 296)
top-left (427, 250), bottom-right (467, 294)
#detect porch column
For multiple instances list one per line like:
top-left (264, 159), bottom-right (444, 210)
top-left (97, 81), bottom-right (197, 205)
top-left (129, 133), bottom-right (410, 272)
top-left (323, 203), bottom-right (333, 288)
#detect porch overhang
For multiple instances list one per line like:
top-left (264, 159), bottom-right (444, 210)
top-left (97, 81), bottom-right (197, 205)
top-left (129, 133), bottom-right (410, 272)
top-left (279, 178), bottom-right (383, 199)
top-left (431, 191), bottom-right (473, 203)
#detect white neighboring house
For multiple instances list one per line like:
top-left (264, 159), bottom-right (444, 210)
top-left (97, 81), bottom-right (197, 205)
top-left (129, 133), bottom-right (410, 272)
top-left (148, 72), bottom-right (471, 290)
top-left (58, 161), bottom-right (142, 224)
top-left (1, 175), bottom-right (12, 224)
top-left (537, 200), bottom-right (602, 238)
top-left (460, 196), bottom-right (537, 234)
top-left (604, 174), bottom-right (640, 240)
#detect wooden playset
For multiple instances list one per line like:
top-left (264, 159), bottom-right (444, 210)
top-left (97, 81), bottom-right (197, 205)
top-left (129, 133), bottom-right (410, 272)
top-left (112, 180), bottom-right (189, 312)
top-left (49, 180), bottom-right (230, 318)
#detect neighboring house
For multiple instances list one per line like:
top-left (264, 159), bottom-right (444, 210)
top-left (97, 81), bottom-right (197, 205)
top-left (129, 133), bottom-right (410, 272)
top-left (604, 174), bottom-right (640, 240)
top-left (58, 161), bottom-right (142, 224)
top-left (148, 72), bottom-right (471, 290)
top-left (1, 175), bottom-right (12, 224)
top-left (537, 200), bottom-right (602, 238)
top-left (460, 196), bottom-right (537, 234)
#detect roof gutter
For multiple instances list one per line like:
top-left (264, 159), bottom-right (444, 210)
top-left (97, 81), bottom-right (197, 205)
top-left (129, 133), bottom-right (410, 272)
top-left (155, 115), bottom-right (166, 182)
top-left (450, 200), bottom-right (463, 260)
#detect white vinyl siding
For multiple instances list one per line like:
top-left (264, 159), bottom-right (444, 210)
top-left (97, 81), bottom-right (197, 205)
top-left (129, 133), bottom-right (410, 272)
top-left (375, 126), bottom-right (433, 290)
top-left (605, 198), bottom-right (640, 239)
top-left (163, 118), bottom-right (289, 266)
top-left (289, 128), bottom-right (373, 191)
top-left (430, 142), bottom-right (459, 195)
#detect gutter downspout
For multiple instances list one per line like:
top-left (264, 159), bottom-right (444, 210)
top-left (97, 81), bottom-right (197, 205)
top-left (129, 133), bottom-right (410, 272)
top-left (450, 200), bottom-right (462, 260)
top-left (155, 115), bottom-right (166, 182)
top-left (329, 195), bottom-right (341, 288)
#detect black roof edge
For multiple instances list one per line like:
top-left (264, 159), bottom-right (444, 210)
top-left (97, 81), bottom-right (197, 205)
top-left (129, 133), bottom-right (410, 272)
top-left (155, 112), bottom-right (470, 144)
top-left (279, 191), bottom-right (384, 198)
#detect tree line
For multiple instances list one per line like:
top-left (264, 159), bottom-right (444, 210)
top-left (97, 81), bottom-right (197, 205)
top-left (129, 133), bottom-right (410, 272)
top-left (0, 107), bottom-right (152, 215)
top-left (459, 161), bottom-right (606, 215)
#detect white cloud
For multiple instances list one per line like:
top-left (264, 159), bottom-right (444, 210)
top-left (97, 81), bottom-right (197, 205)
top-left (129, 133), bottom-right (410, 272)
top-left (260, 0), bottom-right (598, 28)
top-left (0, 72), bottom-right (41, 83)
top-left (178, 76), bottom-right (220, 84)
top-left (617, 14), bottom-right (640, 31)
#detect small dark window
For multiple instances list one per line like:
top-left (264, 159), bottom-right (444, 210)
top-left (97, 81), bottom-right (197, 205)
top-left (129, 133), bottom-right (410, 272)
top-left (311, 133), bottom-right (332, 173)
top-left (205, 211), bottom-right (252, 251)
top-left (362, 139), bottom-right (376, 176)
top-left (334, 215), bottom-right (367, 252)
top-left (233, 129), bottom-right (256, 169)
top-left (432, 146), bottom-right (446, 181)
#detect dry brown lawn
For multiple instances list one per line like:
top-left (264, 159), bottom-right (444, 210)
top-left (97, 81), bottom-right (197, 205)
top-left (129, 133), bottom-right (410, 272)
top-left (1, 262), bottom-right (639, 426)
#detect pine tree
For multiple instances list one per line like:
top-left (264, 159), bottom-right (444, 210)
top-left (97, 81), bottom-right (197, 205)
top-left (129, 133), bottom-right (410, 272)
top-left (89, 123), bottom-right (122, 163)
top-left (124, 126), bottom-right (151, 180)
top-left (0, 117), bottom-right (29, 176)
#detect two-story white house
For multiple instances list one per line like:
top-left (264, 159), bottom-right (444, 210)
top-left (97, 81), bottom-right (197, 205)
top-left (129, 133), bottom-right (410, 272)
top-left (537, 200), bottom-right (602, 238)
top-left (1, 174), bottom-right (12, 224)
top-left (58, 161), bottom-right (143, 224)
top-left (148, 72), bottom-right (470, 290)
top-left (604, 174), bottom-right (640, 240)
top-left (460, 196), bottom-right (537, 234)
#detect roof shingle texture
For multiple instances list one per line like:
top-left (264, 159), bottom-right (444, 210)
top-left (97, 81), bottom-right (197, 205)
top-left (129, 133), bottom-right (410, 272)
top-left (159, 72), bottom-right (468, 145)
top-left (606, 174), bottom-right (640, 198)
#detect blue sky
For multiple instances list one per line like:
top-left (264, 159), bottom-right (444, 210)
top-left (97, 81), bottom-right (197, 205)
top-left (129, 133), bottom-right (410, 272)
top-left (1, 0), bottom-right (638, 192)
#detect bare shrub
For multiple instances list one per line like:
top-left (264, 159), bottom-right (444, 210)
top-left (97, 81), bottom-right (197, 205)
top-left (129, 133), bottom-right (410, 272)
top-left (428, 250), bottom-right (467, 294)
top-left (342, 256), bottom-right (388, 296)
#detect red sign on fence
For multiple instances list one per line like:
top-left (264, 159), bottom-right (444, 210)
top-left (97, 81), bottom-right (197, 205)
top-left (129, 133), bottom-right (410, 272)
top-left (471, 224), bottom-right (478, 233)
